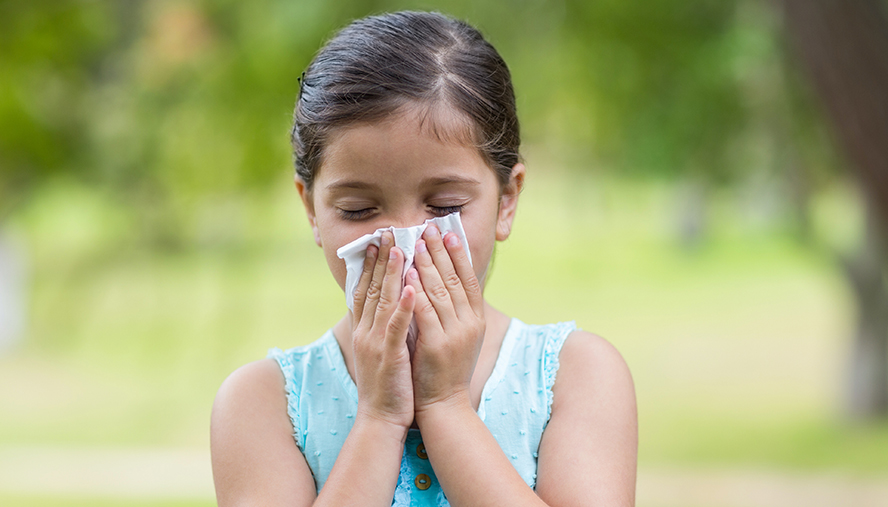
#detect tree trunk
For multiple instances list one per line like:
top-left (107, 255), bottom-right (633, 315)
top-left (781, 0), bottom-right (888, 418)
top-left (841, 199), bottom-right (888, 417)
top-left (781, 0), bottom-right (888, 224)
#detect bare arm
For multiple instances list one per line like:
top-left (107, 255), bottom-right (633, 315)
top-left (211, 359), bottom-right (317, 507)
top-left (210, 359), bottom-right (411, 507)
top-left (415, 331), bottom-right (637, 507)
top-left (535, 331), bottom-right (638, 506)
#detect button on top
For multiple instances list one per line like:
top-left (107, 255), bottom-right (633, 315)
top-left (416, 442), bottom-right (428, 460)
top-left (415, 473), bottom-right (431, 490)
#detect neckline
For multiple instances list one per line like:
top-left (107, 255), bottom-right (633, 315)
top-left (325, 318), bottom-right (523, 414)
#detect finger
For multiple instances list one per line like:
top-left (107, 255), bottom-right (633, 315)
top-left (422, 225), bottom-right (469, 313)
top-left (443, 232), bottom-right (483, 317)
top-left (351, 244), bottom-right (378, 324)
top-left (405, 267), bottom-right (442, 332)
top-left (363, 232), bottom-right (394, 322)
top-left (413, 237), bottom-right (458, 328)
top-left (385, 284), bottom-right (415, 349)
top-left (375, 245), bottom-right (405, 319)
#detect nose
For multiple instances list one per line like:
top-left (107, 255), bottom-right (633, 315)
top-left (386, 209), bottom-right (427, 229)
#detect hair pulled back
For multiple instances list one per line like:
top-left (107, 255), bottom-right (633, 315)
top-left (292, 11), bottom-right (520, 191)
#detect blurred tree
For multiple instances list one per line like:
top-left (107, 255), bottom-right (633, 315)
top-left (0, 0), bottom-right (384, 244)
top-left (0, 0), bottom-right (124, 351)
top-left (0, 0), bottom-right (118, 220)
top-left (510, 0), bottom-right (760, 247)
top-left (782, 0), bottom-right (888, 418)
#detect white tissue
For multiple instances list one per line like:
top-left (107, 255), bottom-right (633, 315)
top-left (336, 212), bottom-right (472, 310)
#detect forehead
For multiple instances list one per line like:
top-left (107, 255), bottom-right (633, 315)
top-left (317, 105), bottom-right (493, 188)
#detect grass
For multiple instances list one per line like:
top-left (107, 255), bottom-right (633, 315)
top-left (0, 171), bottom-right (884, 504)
top-left (0, 497), bottom-right (214, 507)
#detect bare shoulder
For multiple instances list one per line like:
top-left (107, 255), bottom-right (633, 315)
top-left (554, 330), bottom-right (635, 405)
top-left (536, 330), bottom-right (637, 506)
top-left (212, 359), bottom-right (292, 441)
top-left (214, 358), bottom-right (287, 409)
top-left (211, 359), bottom-right (316, 507)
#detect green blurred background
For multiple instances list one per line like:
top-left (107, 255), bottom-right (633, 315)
top-left (1, 0), bottom-right (886, 506)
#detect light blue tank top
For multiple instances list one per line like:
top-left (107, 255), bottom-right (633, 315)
top-left (268, 318), bottom-right (575, 506)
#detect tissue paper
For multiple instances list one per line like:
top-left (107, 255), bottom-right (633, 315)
top-left (336, 212), bottom-right (472, 310)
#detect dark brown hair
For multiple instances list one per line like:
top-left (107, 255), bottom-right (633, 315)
top-left (291, 11), bottom-right (520, 191)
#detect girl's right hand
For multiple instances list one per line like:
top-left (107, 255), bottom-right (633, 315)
top-left (350, 232), bottom-right (416, 431)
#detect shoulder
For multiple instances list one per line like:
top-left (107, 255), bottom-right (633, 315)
top-left (550, 330), bottom-right (636, 421)
top-left (556, 330), bottom-right (635, 401)
top-left (211, 359), bottom-right (316, 506)
top-left (211, 359), bottom-right (292, 465)
top-left (214, 358), bottom-right (287, 414)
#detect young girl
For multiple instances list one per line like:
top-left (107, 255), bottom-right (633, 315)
top-left (211, 11), bottom-right (637, 507)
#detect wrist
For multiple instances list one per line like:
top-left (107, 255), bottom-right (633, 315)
top-left (414, 390), bottom-right (475, 427)
top-left (354, 407), bottom-right (413, 437)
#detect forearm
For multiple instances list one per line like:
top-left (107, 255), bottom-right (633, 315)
top-left (416, 396), bottom-right (548, 507)
top-left (313, 413), bottom-right (407, 507)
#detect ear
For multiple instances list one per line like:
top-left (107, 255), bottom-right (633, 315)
top-left (295, 176), bottom-right (322, 247)
top-left (496, 163), bottom-right (525, 241)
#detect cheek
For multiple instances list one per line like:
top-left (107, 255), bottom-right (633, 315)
top-left (315, 217), bottom-right (352, 292)
top-left (463, 214), bottom-right (499, 287)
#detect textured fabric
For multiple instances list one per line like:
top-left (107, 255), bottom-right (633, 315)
top-left (268, 318), bottom-right (576, 506)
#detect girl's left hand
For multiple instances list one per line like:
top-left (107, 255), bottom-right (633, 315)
top-left (405, 224), bottom-right (486, 415)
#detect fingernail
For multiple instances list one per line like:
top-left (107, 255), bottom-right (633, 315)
top-left (366, 245), bottom-right (377, 257)
top-left (426, 225), bottom-right (439, 237)
top-left (446, 234), bottom-right (459, 247)
top-left (381, 233), bottom-right (392, 246)
top-left (408, 268), bottom-right (418, 280)
top-left (416, 240), bottom-right (427, 253)
top-left (389, 247), bottom-right (398, 260)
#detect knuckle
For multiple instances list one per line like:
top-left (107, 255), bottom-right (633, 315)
top-left (463, 276), bottom-right (481, 295)
top-left (377, 290), bottom-right (396, 310)
top-left (386, 312), bottom-right (407, 332)
top-left (443, 271), bottom-right (461, 288)
top-left (428, 284), bottom-right (450, 301)
top-left (416, 297), bottom-right (435, 315)
top-left (366, 280), bottom-right (382, 300)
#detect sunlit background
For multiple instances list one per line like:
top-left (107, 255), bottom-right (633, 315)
top-left (2, 0), bottom-right (887, 506)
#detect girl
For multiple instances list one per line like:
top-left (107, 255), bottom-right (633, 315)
top-left (211, 11), bottom-right (637, 507)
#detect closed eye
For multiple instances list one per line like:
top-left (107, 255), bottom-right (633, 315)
top-left (428, 205), bottom-right (464, 217)
top-left (337, 208), bottom-right (375, 221)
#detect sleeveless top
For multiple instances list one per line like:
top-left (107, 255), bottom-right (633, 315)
top-left (268, 318), bottom-right (576, 506)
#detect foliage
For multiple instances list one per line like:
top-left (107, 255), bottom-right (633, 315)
top-left (0, 0), bottom-right (833, 237)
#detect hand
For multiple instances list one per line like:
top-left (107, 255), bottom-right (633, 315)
top-left (350, 232), bottom-right (416, 430)
top-left (405, 225), bottom-right (486, 416)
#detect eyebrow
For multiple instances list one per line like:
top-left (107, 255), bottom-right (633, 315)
top-left (325, 175), bottom-right (481, 192)
top-left (325, 180), bottom-right (380, 191)
top-left (422, 176), bottom-right (481, 187)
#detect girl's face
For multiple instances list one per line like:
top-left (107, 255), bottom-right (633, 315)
top-left (297, 108), bottom-right (524, 294)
